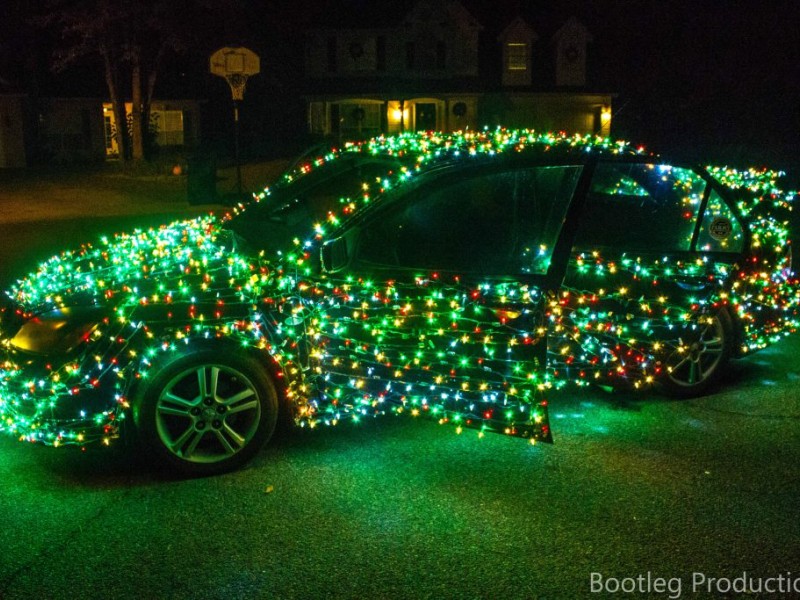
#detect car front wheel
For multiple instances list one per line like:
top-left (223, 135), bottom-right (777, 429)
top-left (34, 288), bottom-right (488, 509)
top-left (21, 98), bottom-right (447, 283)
top-left (661, 310), bottom-right (733, 398)
top-left (135, 349), bottom-right (278, 476)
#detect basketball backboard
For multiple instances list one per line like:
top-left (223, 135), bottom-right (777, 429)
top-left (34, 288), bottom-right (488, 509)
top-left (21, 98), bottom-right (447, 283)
top-left (210, 47), bottom-right (260, 77)
top-left (210, 47), bottom-right (260, 101)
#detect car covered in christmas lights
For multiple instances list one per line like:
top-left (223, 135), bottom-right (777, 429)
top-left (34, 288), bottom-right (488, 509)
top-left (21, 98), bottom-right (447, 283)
top-left (1, 130), bottom-right (797, 475)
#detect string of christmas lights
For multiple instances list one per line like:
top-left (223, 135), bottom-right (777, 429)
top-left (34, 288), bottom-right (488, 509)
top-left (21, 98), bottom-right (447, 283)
top-left (0, 128), bottom-right (797, 448)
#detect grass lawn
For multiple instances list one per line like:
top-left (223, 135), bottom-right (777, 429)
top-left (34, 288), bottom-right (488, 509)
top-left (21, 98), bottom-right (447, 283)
top-left (0, 160), bottom-right (289, 225)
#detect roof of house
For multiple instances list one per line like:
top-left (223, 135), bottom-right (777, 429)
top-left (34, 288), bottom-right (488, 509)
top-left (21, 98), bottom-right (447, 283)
top-left (305, 0), bottom-right (597, 39)
top-left (302, 0), bottom-right (610, 94)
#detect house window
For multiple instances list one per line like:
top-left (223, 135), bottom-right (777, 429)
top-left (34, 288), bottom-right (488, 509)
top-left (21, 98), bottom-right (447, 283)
top-left (156, 110), bottom-right (184, 146)
top-left (327, 37), bottom-right (338, 72)
top-left (506, 42), bottom-right (528, 71)
top-left (338, 103), bottom-right (381, 135)
top-left (405, 42), bottom-right (415, 70)
top-left (103, 115), bottom-right (115, 153)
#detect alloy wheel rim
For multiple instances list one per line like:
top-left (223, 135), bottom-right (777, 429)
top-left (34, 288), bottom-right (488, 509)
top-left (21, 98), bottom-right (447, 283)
top-left (155, 364), bottom-right (261, 463)
top-left (666, 316), bottom-right (725, 388)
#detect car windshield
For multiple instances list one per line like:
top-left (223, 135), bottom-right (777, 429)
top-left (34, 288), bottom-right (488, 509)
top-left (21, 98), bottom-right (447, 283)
top-left (224, 155), bottom-right (408, 253)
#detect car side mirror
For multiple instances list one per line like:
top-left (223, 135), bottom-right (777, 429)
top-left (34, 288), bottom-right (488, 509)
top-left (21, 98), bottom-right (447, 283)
top-left (321, 235), bottom-right (350, 273)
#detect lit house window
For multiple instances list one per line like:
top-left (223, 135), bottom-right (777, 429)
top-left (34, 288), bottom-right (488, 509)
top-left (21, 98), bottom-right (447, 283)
top-left (506, 43), bottom-right (527, 71)
top-left (157, 110), bottom-right (184, 146)
top-left (103, 114), bottom-right (115, 154)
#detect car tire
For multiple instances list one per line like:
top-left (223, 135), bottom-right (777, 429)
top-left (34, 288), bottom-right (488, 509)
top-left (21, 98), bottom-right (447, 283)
top-left (135, 348), bottom-right (278, 476)
top-left (660, 309), bottom-right (733, 398)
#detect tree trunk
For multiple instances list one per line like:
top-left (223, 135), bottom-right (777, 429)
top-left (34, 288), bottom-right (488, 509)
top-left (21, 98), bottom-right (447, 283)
top-left (101, 43), bottom-right (129, 162)
top-left (131, 54), bottom-right (145, 162)
top-left (142, 44), bottom-right (166, 160)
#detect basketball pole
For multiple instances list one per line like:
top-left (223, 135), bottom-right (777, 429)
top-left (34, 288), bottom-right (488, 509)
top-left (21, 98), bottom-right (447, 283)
top-left (234, 99), bottom-right (242, 196)
top-left (210, 47), bottom-right (260, 202)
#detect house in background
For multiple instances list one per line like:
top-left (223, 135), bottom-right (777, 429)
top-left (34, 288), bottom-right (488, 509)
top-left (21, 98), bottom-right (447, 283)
top-left (0, 93), bottom-right (201, 168)
top-left (37, 97), bottom-right (107, 164)
top-left (303, 0), bottom-right (613, 140)
top-left (1, 94), bottom-right (108, 167)
top-left (102, 99), bottom-right (201, 158)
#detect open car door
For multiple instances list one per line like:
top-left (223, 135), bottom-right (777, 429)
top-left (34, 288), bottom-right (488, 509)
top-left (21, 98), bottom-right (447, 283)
top-left (305, 159), bottom-right (589, 442)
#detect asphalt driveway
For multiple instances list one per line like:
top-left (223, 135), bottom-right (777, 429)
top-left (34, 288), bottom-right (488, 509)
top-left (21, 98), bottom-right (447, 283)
top-left (1, 332), bottom-right (798, 599)
top-left (1, 164), bottom-right (798, 599)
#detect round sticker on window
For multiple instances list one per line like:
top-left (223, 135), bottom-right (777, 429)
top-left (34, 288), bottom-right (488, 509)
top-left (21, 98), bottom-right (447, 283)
top-left (709, 217), bottom-right (733, 241)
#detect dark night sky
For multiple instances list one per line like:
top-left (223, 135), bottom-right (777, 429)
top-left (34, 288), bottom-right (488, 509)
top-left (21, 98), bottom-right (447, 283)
top-left (2, 0), bottom-right (799, 172)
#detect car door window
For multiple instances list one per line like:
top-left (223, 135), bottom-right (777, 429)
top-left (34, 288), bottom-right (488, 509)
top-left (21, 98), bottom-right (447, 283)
top-left (357, 166), bottom-right (582, 275)
top-left (696, 189), bottom-right (745, 252)
top-left (573, 163), bottom-right (706, 253)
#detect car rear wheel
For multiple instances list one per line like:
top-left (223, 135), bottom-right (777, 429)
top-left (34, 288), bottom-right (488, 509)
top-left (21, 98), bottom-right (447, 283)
top-left (661, 310), bottom-right (733, 398)
top-left (136, 349), bottom-right (278, 476)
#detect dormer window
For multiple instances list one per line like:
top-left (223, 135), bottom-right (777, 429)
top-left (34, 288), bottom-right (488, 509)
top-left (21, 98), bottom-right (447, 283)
top-left (506, 42), bottom-right (528, 71)
top-left (498, 18), bottom-right (536, 86)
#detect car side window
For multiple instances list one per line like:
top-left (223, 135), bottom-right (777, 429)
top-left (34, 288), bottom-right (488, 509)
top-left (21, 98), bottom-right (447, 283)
top-left (573, 163), bottom-right (705, 253)
top-left (356, 166), bottom-right (581, 274)
top-left (696, 189), bottom-right (745, 253)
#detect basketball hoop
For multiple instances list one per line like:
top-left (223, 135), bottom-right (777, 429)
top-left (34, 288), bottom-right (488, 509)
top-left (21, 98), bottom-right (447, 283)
top-left (225, 73), bottom-right (250, 101)
top-left (209, 46), bottom-right (261, 198)
top-left (210, 47), bottom-right (260, 101)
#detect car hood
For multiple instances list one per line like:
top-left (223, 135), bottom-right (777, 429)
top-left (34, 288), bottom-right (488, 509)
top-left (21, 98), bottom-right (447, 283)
top-left (4, 216), bottom-right (278, 327)
top-left (0, 215), bottom-right (297, 445)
